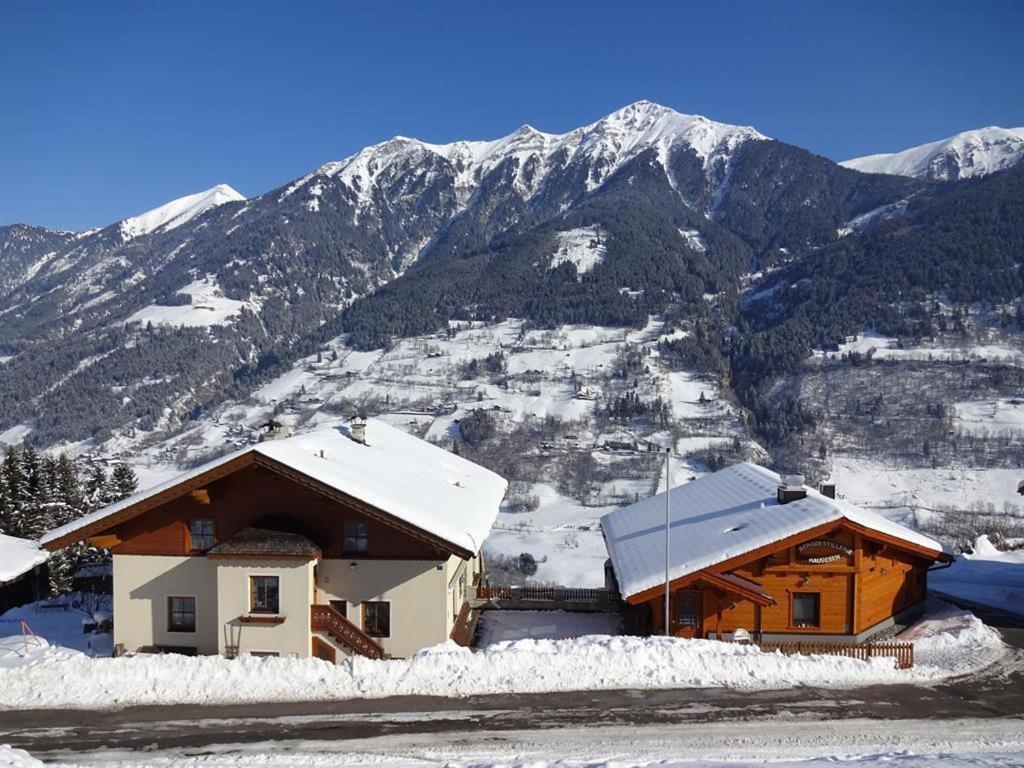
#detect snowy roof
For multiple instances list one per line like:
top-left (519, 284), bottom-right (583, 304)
top-left (42, 420), bottom-right (508, 556)
top-left (601, 462), bottom-right (948, 601)
top-left (0, 533), bottom-right (49, 584)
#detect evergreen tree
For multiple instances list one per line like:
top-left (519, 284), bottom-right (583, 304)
top-left (109, 463), bottom-right (139, 501)
top-left (83, 464), bottom-right (110, 511)
top-left (2, 447), bottom-right (31, 537)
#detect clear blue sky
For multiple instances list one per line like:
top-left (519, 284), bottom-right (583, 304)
top-left (3, 0), bottom-right (1023, 231)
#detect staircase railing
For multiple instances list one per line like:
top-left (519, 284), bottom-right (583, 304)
top-left (310, 604), bottom-right (385, 659)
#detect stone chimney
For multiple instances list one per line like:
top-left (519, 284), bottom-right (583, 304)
top-left (777, 474), bottom-right (807, 504)
top-left (260, 419), bottom-right (290, 441)
top-left (350, 416), bottom-right (367, 445)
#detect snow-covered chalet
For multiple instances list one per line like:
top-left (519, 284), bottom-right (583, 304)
top-left (601, 463), bottom-right (953, 642)
top-left (41, 420), bottom-right (507, 660)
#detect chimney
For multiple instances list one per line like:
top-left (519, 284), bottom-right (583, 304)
top-left (819, 483), bottom-right (836, 499)
top-left (350, 416), bottom-right (367, 445)
top-left (260, 419), bottom-right (290, 441)
top-left (777, 474), bottom-right (807, 504)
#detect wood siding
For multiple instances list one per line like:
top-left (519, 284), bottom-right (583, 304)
top-left (109, 465), bottom-right (449, 560)
top-left (642, 524), bottom-right (933, 639)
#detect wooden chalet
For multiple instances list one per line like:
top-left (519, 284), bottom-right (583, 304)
top-left (601, 463), bottom-right (953, 642)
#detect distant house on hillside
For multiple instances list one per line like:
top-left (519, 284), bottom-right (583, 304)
top-left (0, 533), bottom-right (49, 613)
top-left (42, 421), bottom-right (507, 660)
top-left (601, 463), bottom-right (952, 642)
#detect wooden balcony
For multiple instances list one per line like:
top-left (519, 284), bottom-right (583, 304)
top-left (310, 604), bottom-right (385, 659)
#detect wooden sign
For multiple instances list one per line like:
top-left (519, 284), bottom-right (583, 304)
top-left (797, 539), bottom-right (853, 564)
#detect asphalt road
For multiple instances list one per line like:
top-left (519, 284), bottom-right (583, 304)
top-left (2, 595), bottom-right (1021, 759)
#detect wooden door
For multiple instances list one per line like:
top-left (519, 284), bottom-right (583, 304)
top-left (312, 636), bottom-right (336, 663)
top-left (673, 590), bottom-right (703, 638)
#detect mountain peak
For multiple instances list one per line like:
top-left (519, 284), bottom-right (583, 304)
top-left (841, 126), bottom-right (1024, 181)
top-left (119, 184), bottom-right (245, 240)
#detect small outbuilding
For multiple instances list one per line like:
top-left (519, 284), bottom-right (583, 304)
top-left (601, 463), bottom-right (952, 643)
top-left (0, 533), bottom-right (50, 613)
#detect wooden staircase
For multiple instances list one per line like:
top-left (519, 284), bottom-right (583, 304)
top-left (310, 604), bottom-right (385, 659)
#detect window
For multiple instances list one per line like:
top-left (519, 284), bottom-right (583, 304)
top-left (168, 596), bottom-right (196, 633)
top-left (363, 601), bottom-right (390, 637)
top-left (250, 576), bottom-right (280, 614)
top-left (792, 592), bottom-right (820, 628)
top-left (343, 521), bottom-right (369, 554)
top-left (189, 520), bottom-right (215, 552)
top-left (330, 599), bottom-right (348, 617)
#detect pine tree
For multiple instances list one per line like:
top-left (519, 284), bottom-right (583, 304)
top-left (83, 464), bottom-right (110, 511)
top-left (2, 447), bottom-right (31, 537)
top-left (109, 463), bottom-right (139, 501)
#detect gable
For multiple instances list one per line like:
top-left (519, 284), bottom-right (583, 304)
top-left (625, 518), bottom-right (948, 605)
top-left (44, 457), bottom-right (463, 559)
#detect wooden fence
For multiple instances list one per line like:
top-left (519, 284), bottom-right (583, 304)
top-left (475, 585), bottom-right (615, 603)
top-left (756, 641), bottom-right (914, 669)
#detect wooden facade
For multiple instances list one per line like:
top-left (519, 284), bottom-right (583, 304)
top-left (635, 521), bottom-right (940, 641)
top-left (76, 462), bottom-right (451, 561)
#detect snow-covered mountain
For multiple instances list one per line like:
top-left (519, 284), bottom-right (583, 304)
top-left (842, 126), bottom-right (1024, 181)
top-left (284, 101), bottom-right (767, 213)
top-left (119, 184), bottom-right (245, 239)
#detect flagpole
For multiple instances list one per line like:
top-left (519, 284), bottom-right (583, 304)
top-left (664, 447), bottom-right (671, 637)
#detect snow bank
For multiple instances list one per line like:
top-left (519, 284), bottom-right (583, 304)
top-left (0, 605), bottom-right (1002, 710)
top-left (0, 745), bottom-right (43, 768)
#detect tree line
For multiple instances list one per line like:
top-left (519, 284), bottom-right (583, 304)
top-left (0, 445), bottom-right (138, 594)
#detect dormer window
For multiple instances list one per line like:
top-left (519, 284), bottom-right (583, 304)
top-left (343, 521), bottom-right (369, 554)
top-left (189, 519), bottom-right (215, 552)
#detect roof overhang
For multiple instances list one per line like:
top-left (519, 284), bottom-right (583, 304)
top-left (624, 517), bottom-right (950, 605)
top-left (42, 451), bottom-right (474, 559)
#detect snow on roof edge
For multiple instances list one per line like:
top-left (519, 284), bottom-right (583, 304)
top-left (0, 533), bottom-right (50, 583)
top-left (41, 421), bottom-right (507, 556)
top-left (602, 462), bottom-right (947, 601)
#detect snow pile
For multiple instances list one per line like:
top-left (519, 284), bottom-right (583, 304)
top-left (0, 745), bottom-right (43, 768)
top-left (0, 605), bottom-right (1002, 710)
top-left (0, 534), bottom-right (47, 584)
top-left (119, 184), bottom-right (244, 239)
top-left (124, 276), bottom-right (251, 328)
top-left (842, 126), bottom-right (1024, 180)
top-left (549, 228), bottom-right (606, 275)
top-left (931, 536), bottom-right (1024, 615)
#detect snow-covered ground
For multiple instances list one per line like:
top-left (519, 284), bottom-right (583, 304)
top-left (475, 610), bottom-right (621, 647)
top-left (931, 536), bottom-right (1024, 614)
top-left (0, 603), bottom-right (1003, 710)
top-left (0, 594), bottom-right (113, 663)
top-left (548, 227), bottom-right (606, 275)
top-left (125, 276), bottom-right (254, 328)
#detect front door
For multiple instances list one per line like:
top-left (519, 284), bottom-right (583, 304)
top-left (672, 590), bottom-right (703, 638)
top-left (312, 636), bottom-right (336, 663)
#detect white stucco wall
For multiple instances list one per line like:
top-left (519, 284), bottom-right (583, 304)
top-left (216, 559), bottom-right (315, 658)
top-left (112, 554), bottom-right (219, 654)
top-left (315, 558), bottom-right (451, 658)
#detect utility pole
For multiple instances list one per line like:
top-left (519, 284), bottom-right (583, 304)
top-left (664, 447), bottom-right (671, 637)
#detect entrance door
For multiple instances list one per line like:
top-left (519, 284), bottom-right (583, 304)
top-left (312, 636), bottom-right (337, 663)
top-left (673, 590), bottom-right (702, 638)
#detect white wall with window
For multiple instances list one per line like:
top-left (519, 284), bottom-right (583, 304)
top-left (112, 555), bottom-right (219, 654)
top-left (215, 558), bottom-right (315, 657)
top-left (315, 559), bottom-right (449, 658)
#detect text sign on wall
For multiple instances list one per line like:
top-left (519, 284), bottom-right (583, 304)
top-left (797, 539), bottom-right (854, 564)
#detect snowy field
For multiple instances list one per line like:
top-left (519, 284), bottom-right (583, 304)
top-left (125, 276), bottom-right (255, 329)
top-left (7, 717), bottom-right (1024, 768)
top-left (0, 602), bottom-right (1003, 710)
